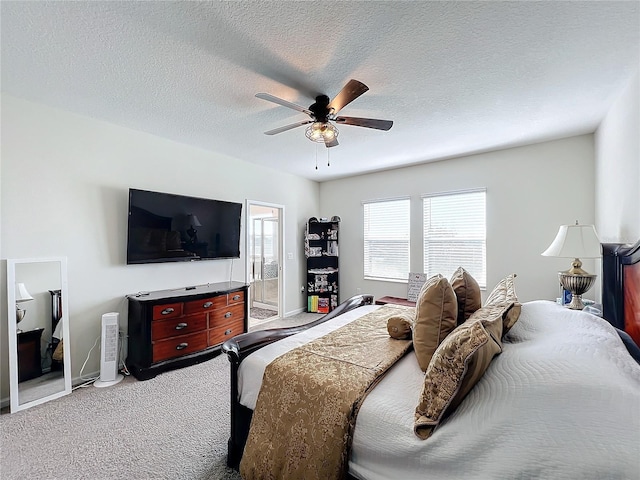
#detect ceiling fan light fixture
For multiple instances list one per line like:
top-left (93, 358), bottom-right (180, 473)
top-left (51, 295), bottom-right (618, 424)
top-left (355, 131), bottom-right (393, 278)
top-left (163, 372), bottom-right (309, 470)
top-left (305, 122), bottom-right (338, 143)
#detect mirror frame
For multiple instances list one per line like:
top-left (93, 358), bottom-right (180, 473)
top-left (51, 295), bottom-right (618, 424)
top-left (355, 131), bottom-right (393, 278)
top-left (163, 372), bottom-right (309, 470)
top-left (6, 257), bottom-right (72, 412)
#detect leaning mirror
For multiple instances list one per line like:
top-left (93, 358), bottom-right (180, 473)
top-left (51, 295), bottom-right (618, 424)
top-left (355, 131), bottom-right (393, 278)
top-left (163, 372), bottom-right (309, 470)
top-left (6, 257), bottom-right (71, 412)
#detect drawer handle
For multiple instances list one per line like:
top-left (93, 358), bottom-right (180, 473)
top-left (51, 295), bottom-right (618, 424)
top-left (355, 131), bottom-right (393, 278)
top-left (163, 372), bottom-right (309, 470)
top-left (176, 342), bottom-right (188, 350)
top-left (161, 307), bottom-right (175, 315)
top-left (224, 328), bottom-right (233, 336)
top-left (175, 322), bottom-right (188, 330)
top-left (224, 312), bottom-right (232, 318)
top-left (232, 294), bottom-right (241, 301)
top-left (203, 301), bottom-right (213, 308)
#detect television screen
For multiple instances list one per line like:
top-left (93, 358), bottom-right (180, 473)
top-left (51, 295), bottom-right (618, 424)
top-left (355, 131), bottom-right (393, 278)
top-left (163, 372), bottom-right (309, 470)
top-left (127, 188), bottom-right (242, 264)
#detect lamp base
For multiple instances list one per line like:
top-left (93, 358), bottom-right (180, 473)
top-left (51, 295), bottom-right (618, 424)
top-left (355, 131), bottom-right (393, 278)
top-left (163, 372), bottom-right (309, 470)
top-left (565, 294), bottom-right (587, 310)
top-left (16, 307), bottom-right (25, 333)
top-left (558, 271), bottom-right (596, 310)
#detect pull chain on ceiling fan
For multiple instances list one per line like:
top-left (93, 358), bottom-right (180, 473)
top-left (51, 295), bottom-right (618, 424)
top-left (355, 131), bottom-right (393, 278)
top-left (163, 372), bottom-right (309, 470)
top-left (256, 79), bottom-right (393, 149)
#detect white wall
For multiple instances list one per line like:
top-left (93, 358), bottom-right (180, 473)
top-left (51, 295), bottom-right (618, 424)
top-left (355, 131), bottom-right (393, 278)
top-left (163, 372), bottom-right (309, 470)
top-left (320, 135), bottom-right (596, 304)
top-left (0, 95), bottom-right (320, 398)
top-left (595, 70), bottom-right (640, 244)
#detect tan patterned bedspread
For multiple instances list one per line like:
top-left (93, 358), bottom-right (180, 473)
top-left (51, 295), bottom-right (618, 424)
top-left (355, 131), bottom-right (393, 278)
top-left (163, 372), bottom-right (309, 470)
top-left (240, 305), bottom-right (414, 480)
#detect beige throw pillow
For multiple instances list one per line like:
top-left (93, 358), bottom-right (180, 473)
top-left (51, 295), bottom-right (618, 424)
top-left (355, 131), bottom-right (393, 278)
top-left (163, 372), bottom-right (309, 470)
top-left (485, 273), bottom-right (521, 333)
top-left (413, 274), bottom-right (458, 371)
top-left (485, 273), bottom-right (518, 306)
top-left (414, 303), bottom-right (508, 440)
top-left (450, 267), bottom-right (482, 325)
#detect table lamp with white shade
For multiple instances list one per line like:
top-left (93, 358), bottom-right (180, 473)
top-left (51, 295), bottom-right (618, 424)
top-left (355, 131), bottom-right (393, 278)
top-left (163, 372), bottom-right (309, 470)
top-left (15, 282), bottom-right (34, 333)
top-left (541, 221), bottom-right (601, 310)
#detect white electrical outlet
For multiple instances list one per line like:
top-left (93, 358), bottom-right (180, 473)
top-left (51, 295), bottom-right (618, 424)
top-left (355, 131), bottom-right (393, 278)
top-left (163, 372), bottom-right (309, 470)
top-left (301, 286), bottom-right (305, 293)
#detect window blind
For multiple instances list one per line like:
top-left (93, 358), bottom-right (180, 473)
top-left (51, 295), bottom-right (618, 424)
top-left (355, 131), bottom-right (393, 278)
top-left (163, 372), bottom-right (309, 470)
top-left (363, 198), bottom-right (410, 281)
top-left (423, 190), bottom-right (486, 288)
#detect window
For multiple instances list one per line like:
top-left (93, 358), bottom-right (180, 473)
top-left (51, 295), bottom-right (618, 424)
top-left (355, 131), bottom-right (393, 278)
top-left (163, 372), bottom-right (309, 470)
top-left (363, 198), bottom-right (410, 281)
top-left (423, 189), bottom-right (486, 288)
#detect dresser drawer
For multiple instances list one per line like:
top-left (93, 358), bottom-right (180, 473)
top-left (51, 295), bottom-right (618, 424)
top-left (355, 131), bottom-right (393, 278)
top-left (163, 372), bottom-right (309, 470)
top-left (210, 303), bottom-right (245, 326)
top-left (152, 331), bottom-right (209, 363)
top-left (228, 290), bottom-right (245, 305)
top-left (184, 295), bottom-right (227, 315)
top-left (151, 313), bottom-right (207, 341)
top-left (209, 318), bottom-right (244, 346)
top-left (152, 303), bottom-right (183, 321)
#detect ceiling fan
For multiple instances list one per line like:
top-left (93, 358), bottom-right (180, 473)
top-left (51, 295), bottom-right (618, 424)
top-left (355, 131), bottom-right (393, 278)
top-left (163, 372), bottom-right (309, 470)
top-left (256, 79), bottom-right (393, 148)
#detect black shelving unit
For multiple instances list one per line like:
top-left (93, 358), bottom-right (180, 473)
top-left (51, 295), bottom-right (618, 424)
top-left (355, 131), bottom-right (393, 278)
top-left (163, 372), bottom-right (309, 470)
top-left (305, 216), bottom-right (340, 313)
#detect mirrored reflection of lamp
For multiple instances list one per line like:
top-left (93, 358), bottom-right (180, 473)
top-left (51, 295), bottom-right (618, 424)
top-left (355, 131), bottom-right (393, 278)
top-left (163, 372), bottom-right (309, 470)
top-left (187, 214), bottom-right (202, 243)
top-left (15, 283), bottom-right (34, 333)
top-left (541, 221), bottom-right (601, 310)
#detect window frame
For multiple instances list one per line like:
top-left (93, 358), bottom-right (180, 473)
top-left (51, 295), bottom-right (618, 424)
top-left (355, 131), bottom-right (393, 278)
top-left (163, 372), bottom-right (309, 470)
top-left (422, 188), bottom-right (487, 288)
top-left (362, 196), bottom-right (411, 282)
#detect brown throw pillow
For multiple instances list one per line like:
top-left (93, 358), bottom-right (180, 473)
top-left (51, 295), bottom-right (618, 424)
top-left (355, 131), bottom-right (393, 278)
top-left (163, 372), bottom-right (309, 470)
top-left (413, 274), bottom-right (458, 371)
top-left (387, 314), bottom-right (414, 340)
top-left (450, 267), bottom-right (482, 325)
top-left (485, 273), bottom-right (521, 333)
top-left (414, 304), bottom-right (508, 440)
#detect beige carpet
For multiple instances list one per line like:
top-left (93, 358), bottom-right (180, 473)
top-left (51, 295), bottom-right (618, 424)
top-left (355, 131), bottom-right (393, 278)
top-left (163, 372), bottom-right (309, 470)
top-left (0, 312), bottom-right (318, 480)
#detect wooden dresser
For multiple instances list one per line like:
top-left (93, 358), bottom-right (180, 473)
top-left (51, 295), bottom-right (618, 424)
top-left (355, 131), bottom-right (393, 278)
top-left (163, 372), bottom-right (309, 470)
top-left (126, 282), bottom-right (248, 380)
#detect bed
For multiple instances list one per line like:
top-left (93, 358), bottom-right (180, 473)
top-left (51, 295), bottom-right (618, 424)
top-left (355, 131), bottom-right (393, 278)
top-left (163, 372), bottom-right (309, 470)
top-left (222, 241), bottom-right (640, 479)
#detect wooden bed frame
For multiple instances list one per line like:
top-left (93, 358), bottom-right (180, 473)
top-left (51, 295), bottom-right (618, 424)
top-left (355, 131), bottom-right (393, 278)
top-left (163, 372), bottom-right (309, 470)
top-left (603, 240), bottom-right (640, 345)
top-left (222, 240), bottom-right (640, 471)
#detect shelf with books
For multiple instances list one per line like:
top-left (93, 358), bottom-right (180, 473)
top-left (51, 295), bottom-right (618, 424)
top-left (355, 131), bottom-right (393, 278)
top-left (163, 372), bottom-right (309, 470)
top-left (305, 217), bottom-right (340, 313)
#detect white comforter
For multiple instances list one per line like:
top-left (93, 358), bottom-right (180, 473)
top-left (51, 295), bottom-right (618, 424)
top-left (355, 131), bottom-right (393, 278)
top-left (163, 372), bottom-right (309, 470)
top-left (238, 301), bottom-right (640, 479)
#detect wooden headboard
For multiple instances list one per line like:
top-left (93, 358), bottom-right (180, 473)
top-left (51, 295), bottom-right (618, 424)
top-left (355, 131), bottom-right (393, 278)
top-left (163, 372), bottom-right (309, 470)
top-left (602, 240), bottom-right (640, 345)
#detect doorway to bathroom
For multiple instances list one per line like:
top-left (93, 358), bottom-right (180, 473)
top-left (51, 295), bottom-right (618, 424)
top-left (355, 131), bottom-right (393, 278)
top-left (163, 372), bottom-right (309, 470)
top-left (246, 201), bottom-right (283, 327)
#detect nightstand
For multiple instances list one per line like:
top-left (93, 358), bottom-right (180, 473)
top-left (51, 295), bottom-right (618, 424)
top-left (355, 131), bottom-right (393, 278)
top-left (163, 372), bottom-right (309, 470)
top-left (17, 328), bottom-right (44, 382)
top-left (184, 242), bottom-right (209, 257)
top-left (375, 296), bottom-right (416, 307)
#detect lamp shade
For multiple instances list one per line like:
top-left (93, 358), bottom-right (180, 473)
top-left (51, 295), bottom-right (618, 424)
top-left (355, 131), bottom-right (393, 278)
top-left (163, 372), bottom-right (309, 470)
top-left (16, 283), bottom-right (34, 303)
top-left (188, 214), bottom-right (202, 227)
top-left (541, 223), bottom-right (601, 258)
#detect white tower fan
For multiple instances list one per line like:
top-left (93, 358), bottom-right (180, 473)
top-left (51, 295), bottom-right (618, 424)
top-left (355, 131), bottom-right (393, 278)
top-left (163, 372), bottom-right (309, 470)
top-left (94, 312), bottom-right (124, 387)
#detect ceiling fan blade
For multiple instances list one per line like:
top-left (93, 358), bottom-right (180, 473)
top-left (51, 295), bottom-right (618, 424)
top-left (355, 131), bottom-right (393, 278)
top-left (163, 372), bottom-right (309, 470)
top-left (256, 93), bottom-right (313, 115)
top-left (327, 79), bottom-right (369, 115)
top-left (335, 116), bottom-right (393, 131)
top-left (324, 136), bottom-right (339, 148)
top-left (264, 120), bottom-right (312, 135)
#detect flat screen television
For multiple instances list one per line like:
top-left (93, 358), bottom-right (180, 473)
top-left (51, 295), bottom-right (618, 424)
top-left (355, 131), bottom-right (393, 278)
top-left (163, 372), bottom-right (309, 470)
top-left (127, 188), bottom-right (242, 264)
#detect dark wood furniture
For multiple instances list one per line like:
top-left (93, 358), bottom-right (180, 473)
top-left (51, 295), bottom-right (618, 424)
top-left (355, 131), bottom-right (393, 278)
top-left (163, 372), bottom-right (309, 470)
top-left (306, 217), bottom-right (340, 313)
top-left (127, 281), bottom-right (248, 380)
top-left (17, 328), bottom-right (44, 382)
top-left (375, 295), bottom-right (416, 307)
top-left (602, 240), bottom-right (640, 345)
top-left (183, 241), bottom-right (209, 258)
top-left (49, 289), bottom-right (63, 371)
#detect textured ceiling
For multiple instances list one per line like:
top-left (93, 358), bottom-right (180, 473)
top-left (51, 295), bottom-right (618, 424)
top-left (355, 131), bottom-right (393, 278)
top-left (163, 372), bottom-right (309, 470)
top-left (2, 1), bottom-right (639, 181)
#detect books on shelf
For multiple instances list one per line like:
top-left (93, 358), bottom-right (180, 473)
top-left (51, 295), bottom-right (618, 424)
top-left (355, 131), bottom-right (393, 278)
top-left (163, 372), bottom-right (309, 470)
top-left (308, 295), bottom-right (318, 313)
top-left (317, 297), bottom-right (330, 314)
top-left (307, 295), bottom-right (330, 313)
